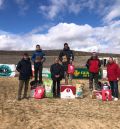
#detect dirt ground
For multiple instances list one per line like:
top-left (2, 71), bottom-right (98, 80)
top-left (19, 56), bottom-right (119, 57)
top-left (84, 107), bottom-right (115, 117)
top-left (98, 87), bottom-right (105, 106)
top-left (0, 78), bottom-right (120, 129)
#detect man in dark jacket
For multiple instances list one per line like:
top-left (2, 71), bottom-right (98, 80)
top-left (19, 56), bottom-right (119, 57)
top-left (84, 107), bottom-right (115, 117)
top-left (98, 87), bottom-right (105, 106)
top-left (86, 52), bottom-right (101, 91)
top-left (50, 57), bottom-right (64, 97)
top-left (31, 45), bottom-right (46, 84)
top-left (16, 53), bottom-right (32, 100)
top-left (59, 43), bottom-right (74, 84)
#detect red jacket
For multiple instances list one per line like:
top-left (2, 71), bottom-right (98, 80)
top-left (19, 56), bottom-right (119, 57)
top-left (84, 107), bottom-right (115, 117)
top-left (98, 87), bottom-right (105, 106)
top-left (86, 58), bottom-right (101, 73)
top-left (107, 62), bottom-right (119, 81)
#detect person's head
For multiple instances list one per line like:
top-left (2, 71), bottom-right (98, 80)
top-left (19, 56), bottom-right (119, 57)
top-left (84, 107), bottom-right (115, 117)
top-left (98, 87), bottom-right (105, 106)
top-left (36, 44), bottom-right (41, 51)
top-left (64, 43), bottom-right (69, 50)
top-left (23, 53), bottom-right (29, 60)
top-left (108, 56), bottom-right (114, 64)
top-left (92, 52), bottom-right (97, 59)
top-left (54, 57), bottom-right (59, 64)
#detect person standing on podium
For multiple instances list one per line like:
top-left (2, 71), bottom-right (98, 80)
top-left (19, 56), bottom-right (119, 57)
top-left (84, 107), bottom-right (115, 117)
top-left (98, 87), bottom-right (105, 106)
top-left (59, 43), bottom-right (74, 84)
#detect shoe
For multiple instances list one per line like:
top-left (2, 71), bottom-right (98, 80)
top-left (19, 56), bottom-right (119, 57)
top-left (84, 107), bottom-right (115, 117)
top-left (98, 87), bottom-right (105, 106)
top-left (114, 98), bottom-right (118, 101)
top-left (17, 98), bottom-right (21, 101)
top-left (112, 96), bottom-right (114, 99)
top-left (23, 96), bottom-right (29, 100)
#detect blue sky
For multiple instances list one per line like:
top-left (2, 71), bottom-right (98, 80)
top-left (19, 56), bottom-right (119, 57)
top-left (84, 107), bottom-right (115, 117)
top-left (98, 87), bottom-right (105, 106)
top-left (0, 0), bottom-right (120, 53)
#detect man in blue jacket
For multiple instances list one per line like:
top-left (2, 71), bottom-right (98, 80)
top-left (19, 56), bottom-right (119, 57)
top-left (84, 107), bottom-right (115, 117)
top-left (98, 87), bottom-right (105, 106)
top-left (31, 45), bottom-right (46, 84)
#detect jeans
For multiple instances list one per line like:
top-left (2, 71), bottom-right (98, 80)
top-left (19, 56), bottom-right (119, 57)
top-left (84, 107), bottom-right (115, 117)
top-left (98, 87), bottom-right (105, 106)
top-left (34, 63), bottom-right (43, 84)
top-left (109, 81), bottom-right (119, 98)
top-left (89, 72), bottom-right (99, 90)
top-left (18, 80), bottom-right (29, 99)
top-left (53, 80), bottom-right (60, 97)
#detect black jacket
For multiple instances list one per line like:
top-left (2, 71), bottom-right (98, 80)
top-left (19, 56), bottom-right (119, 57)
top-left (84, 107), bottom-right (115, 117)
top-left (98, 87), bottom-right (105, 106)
top-left (50, 63), bottom-right (64, 81)
top-left (16, 58), bottom-right (32, 80)
top-left (59, 47), bottom-right (74, 63)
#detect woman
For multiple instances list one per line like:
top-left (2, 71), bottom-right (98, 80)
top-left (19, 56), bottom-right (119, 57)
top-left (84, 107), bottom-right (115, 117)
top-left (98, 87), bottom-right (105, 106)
top-left (107, 57), bottom-right (119, 101)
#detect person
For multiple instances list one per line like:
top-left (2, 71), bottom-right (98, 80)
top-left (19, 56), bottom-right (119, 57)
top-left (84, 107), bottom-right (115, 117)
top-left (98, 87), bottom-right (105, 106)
top-left (50, 57), bottom-right (64, 98)
top-left (31, 45), bottom-right (46, 84)
top-left (16, 53), bottom-right (32, 101)
top-left (107, 57), bottom-right (119, 101)
top-left (86, 52), bottom-right (101, 91)
top-left (59, 43), bottom-right (74, 84)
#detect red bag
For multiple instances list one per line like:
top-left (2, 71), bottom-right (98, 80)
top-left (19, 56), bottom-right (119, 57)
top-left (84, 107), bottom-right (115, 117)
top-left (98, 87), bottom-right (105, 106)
top-left (67, 64), bottom-right (75, 74)
top-left (102, 89), bottom-right (112, 101)
top-left (34, 86), bottom-right (45, 99)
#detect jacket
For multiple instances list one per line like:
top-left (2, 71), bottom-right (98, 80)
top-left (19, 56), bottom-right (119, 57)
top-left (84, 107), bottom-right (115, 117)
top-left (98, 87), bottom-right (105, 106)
top-left (86, 57), bottom-right (101, 73)
top-left (59, 47), bottom-right (74, 63)
top-left (31, 50), bottom-right (46, 64)
top-left (107, 62), bottom-right (119, 81)
top-left (16, 58), bottom-right (32, 80)
top-left (50, 63), bottom-right (64, 81)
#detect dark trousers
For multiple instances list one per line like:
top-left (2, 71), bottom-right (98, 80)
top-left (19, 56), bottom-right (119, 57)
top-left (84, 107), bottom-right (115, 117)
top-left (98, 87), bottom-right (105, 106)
top-left (18, 80), bottom-right (29, 99)
top-left (53, 80), bottom-right (60, 97)
top-left (34, 63), bottom-right (43, 84)
top-left (89, 72), bottom-right (99, 90)
top-left (109, 81), bottom-right (119, 98)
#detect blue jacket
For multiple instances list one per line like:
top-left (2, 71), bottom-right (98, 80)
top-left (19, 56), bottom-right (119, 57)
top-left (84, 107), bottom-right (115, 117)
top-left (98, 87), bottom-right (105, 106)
top-left (31, 50), bottom-right (46, 63)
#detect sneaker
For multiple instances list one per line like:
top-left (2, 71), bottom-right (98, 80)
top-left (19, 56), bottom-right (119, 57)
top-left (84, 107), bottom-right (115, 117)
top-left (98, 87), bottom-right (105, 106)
top-left (114, 98), bottom-right (118, 101)
top-left (112, 96), bottom-right (114, 99)
top-left (17, 98), bottom-right (21, 101)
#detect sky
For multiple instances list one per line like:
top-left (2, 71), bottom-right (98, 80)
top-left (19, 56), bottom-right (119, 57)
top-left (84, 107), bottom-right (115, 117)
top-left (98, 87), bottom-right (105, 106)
top-left (0, 0), bottom-right (120, 53)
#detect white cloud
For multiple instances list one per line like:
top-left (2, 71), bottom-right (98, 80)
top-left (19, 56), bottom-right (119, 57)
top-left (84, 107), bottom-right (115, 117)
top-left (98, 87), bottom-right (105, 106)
top-left (0, 22), bottom-right (120, 53)
top-left (0, 0), bottom-right (4, 9)
top-left (103, 0), bottom-right (120, 23)
top-left (15, 0), bottom-right (29, 15)
top-left (39, 0), bottom-right (68, 19)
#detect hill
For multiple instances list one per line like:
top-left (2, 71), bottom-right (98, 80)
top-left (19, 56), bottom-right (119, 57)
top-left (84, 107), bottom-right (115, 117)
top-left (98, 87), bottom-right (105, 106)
top-left (0, 50), bottom-right (120, 67)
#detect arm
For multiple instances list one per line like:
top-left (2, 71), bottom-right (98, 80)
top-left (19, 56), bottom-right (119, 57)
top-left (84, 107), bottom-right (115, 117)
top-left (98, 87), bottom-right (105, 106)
top-left (86, 59), bottom-right (90, 69)
top-left (30, 62), bottom-right (33, 77)
top-left (41, 52), bottom-right (46, 63)
top-left (16, 61), bottom-right (21, 72)
top-left (50, 65), bottom-right (55, 77)
top-left (70, 50), bottom-right (74, 61)
top-left (31, 52), bottom-right (36, 62)
top-left (59, 51), bottom-right (63, 62)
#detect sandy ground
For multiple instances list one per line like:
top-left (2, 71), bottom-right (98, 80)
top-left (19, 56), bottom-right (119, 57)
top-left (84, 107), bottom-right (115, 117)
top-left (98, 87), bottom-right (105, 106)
top-left (0, 78), bottom-right (120, 129)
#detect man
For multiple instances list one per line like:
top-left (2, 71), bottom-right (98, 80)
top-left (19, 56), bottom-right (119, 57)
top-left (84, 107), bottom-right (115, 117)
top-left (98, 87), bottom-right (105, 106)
top-left (16, 53), bottom-right (32, 100)
top-left (59, 43), bottom-right (74, 84)
top-left (86, 52), bottom-right (101, 91)
top-left (107, 57), bottom-right (119, 101)
top-left (50, 57), bottom-right (64, 97)
top-left (31, 45), bottom-right (46, 84)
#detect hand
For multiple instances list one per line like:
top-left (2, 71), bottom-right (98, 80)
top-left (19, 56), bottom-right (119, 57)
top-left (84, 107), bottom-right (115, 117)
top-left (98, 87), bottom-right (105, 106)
top-left (117, 78), bottom-right (120, 81)
top-left (102, 78), bottom-right (108, 81)
top-left (55, 75), bottom-right (60, 78)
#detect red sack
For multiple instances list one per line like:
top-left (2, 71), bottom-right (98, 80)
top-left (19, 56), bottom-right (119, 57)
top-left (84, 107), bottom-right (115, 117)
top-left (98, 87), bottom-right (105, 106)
top-left (67, 64), bottom-right (75, 74)
top-left (102, 89), bottom-right (112, 101)
top-left (34, 86), bottom-right (45, 99)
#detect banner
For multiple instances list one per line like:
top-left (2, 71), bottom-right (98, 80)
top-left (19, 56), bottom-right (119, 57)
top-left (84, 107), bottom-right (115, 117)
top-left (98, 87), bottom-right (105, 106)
top-left (73, 68), bottom-right (102, 79)
top-left (42, 68), bottom-right (51, 78)
top-left (0, 64), bottom-right (16, 77)
top-left (0, 64), bottom-right (103, 79)
top-left (32, 66), bottom-right (51, 78)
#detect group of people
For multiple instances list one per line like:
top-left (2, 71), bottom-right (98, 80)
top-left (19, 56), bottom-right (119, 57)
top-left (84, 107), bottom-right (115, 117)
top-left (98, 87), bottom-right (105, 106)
top-left (16, 43), bottom-right (120, 101)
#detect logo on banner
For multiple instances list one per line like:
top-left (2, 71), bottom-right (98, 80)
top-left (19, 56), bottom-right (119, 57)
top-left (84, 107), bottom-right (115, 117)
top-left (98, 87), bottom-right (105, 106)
top-left (0, 65), bottom-right (12, 77)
